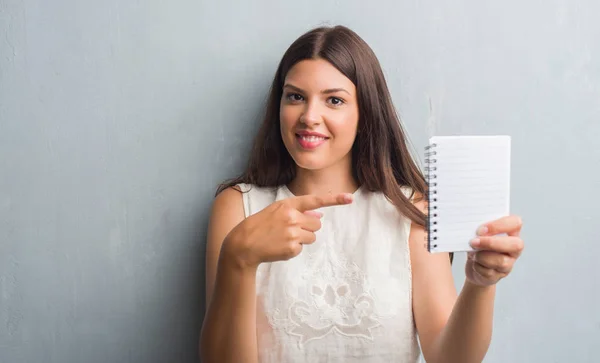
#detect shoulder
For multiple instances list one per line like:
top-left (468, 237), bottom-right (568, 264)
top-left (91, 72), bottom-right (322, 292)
top-left (394, 185), bottom-right (428, 217)
top-left (226, 182), bottom-right (279, 197)
top-left (235, 183), bottom-right (281, 216)
top-left (216, 185), bottom-right (242, 200)
top-left (213, 183), bottom-right (261, 206)
top-left (210, 186), bottom-right (245, 229)
top-left (409, 190), bottom-right (428, 214)
top-left (398, 185), bottom-right (425, 206)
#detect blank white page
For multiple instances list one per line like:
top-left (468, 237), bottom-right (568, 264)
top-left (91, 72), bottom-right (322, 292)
top-left (427, 135), bottom-right (511, 253)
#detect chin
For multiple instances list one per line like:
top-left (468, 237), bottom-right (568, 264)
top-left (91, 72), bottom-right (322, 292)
top-left (292, 156), bottom-right (329, 171)
top-left (291, 151), bottom-right (346, 172)
top-left (291, 154), bottom-right (330, 170)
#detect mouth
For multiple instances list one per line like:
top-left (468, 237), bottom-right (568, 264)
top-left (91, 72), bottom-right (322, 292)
top-left (295, 133), bottom-right (329, 150)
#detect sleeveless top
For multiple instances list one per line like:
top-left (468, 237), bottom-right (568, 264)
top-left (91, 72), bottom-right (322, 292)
top-left (238, 183), bottom-right (420, 363)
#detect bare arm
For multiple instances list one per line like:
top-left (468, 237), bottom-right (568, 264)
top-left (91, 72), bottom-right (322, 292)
top-left (199, 187), bottom-right (258, 363)
top-left (199, 189), bottom-right (353, 362)
top-left (410, 200), bottom-right (494, 363)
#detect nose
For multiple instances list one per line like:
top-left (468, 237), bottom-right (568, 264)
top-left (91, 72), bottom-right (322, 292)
top-left (300, 100), bottom-right (322, 126)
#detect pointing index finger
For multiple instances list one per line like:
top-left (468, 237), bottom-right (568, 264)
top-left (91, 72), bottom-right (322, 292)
top-left (290, 193), bottom-right (354, 211)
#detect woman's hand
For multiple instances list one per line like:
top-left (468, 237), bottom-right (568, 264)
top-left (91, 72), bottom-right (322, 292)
top-left (221, 192), bottom-right (353, 270)
top-left (465, 215), bottom-right (524, 286)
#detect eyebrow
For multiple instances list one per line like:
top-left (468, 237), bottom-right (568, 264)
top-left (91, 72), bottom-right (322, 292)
top-left (283, 83), bottom-right (351, 95)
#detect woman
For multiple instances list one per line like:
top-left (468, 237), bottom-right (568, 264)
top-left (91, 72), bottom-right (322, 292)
top-left (200, 25), bottom-right (524, 363)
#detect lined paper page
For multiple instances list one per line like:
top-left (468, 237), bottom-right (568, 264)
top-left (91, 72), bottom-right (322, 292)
top-left (429, 136), bottom-right (511, 253)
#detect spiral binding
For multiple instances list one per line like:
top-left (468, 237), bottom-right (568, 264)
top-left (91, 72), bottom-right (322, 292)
top-left (424, 143), bottom-right (439, 252)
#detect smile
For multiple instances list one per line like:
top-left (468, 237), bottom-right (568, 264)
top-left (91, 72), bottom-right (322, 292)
top-left (296, 134), bottom-right (329, 150)
top-left (298, 135), bottom-right (327, 142)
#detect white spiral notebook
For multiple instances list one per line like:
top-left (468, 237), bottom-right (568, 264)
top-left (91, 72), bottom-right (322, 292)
top-left (425, 135), bottom-right (511, 253)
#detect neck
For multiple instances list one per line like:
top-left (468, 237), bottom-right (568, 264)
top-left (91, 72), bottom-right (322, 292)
top-left (287, 158), bottom-right (358, 196)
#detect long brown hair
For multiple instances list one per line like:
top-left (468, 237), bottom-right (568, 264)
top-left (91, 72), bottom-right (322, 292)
top-left (218, 25), bottom-right (428, 229)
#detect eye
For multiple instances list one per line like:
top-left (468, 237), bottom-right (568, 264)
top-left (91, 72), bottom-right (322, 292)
top-left (328, 97), bottom-right (345, 106)
top-left (285, 93), bottom-right (304, 102)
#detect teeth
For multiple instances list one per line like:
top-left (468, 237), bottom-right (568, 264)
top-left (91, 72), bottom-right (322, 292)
top-left (300, 136), bottom-right (326, 142)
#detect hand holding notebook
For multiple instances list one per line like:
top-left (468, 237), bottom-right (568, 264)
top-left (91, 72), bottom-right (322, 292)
top-left (424, 135), bottom-right (525, 286)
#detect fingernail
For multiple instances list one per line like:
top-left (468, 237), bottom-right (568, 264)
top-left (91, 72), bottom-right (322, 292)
top-left (476, 226), bottom-right (488, 236)
top-left (470, 238), bottom-right (481, 248)
top-left (343, 194), bottom-right (353, 203)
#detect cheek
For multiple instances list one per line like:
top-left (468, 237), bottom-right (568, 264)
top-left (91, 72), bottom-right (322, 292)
top-left (330, 117), bottom-right (358, 145)
top-left (279, 106), bottom-right (296, 133)
top-left (336, 129), bottom-right (357, 147)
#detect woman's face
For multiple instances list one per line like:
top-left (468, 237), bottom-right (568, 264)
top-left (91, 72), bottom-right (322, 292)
top-left (280, 59), bottom-right (359, 172)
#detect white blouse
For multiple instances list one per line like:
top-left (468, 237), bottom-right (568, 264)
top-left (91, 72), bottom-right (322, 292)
top-left (238, 183), bottom-right (420, 363)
